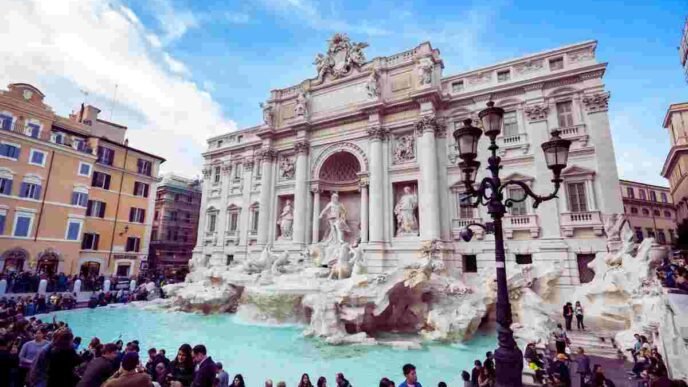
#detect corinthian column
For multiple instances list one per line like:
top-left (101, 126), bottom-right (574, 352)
top-left (368, 126), bottom-right (386, 242)
top-left (292, 141), bottom-right (310, 245)
top-left (416, 116), bottom-right (441, 241)
top-left (257, 148), bottom-right (276, 245)
top-left (312, 188), bottom-right (321, 243)
top-left (359, 179), bottom-right (369, 243)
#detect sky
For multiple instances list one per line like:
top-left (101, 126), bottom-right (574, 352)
top-left (0, 0), bottom-right (685, 185)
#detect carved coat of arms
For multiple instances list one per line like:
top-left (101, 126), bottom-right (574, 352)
top-left (314, 33), bottom-right (368, 81)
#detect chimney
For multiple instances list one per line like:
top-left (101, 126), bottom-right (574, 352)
top-left (82, 105), bottom-right (101, 126)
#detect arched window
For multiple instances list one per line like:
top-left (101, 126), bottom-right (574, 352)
top-left (630, 207), bottom-right (638, 214)
top-left (642, 208), bottom-right (649, 216)
top-left (0, 111), bottom-right (15, 131)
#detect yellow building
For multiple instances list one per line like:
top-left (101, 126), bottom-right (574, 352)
top-left (0, 83), bottom-right (164, 277)
top-left (619, 179), bottom-right (677, 244)
top-left (661, 102), bottom-right (688, 227)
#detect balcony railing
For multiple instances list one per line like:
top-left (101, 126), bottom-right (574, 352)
top-left (555, 124), bottom-right (588, 147)
top-left (497, 132), bottom-right (528, 147)
top-left (504, 214), bottom-right (540, 238)
top-left (560, 210), bottom-right (604, 237)
top-left (451, 218), bottom-right (484, 240)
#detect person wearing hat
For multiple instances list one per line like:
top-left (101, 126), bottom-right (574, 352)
top-left (103, 352), bottom-right (153, 387)
top-left (551, 353), bottom-right (571, 387)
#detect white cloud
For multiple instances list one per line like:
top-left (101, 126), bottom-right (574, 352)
top-left (150, 0), bottom-right (199, 43)
top-left (162, 52), bottom-right (190, 75)
top-left (0, 0), bottom-right (236, 176)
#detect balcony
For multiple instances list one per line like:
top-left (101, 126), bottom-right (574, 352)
top-left (497, 132), bottom-right (529, 157)
top-left (503, 214), bottom-right (540, 238)
top-left (555, 124), bottom-right (588, 148)
top-left (560, 211), bottom-right (604, 237)
top-left (451, 218), bottom-right (484, 240)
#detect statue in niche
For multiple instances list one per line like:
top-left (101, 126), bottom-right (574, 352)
top-left (280, 157), bottom-right (295, 179)
top-left (260, 102), bottom-right (274, 127)
top-left (393, 135), bottom-right (415, 163)
top-left (365, 68), bottom-right (380, 99)
top-left (395, 186), bottom-right (419, 236)
top-left (319, 192), bottom-right (350, 244)
top-left (277, 199), bottom-right (294, 240)
top-left (417, 58), bottom-right (433, 85)
top-left (294, 90), bottom-right (310, 120)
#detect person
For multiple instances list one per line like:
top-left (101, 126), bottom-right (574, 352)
top-left (154, 362), bottom-right (169, 386)
top-left (276, 382), bottom-right (286, 387)
top-left (145, 348), bottom-right (158, 378)
top-left (399, 363), bottom-right (421, 387)
top-left (575, 301), bottom-right (585, 330)
top-left (336, 372), bottom-right (352, 387)
top-left (483, 352), bottom-right (495, 378)
top-left (471, 360), bottom-right (482, 387)
top-left (575, 347), bottom-right (591, 387)
top-left (232, 374), bottom-right (246, 387)
top-left (44, 327), bottom-right (82, 387)
top-left (551, 353), bottom-right (571, 387)
top-left (216, 362), bottom-right (229, 387)
top-left (265, 379), bottom-right (273, 387)
top-left (563, 302), bottom-right (574, 331)
top-left (648, 369), bottom-right (671, 387)
top-left (191, 344), bottom-right (216, 387)
top-left (18, 326), bottom-right (49, 385)
top-left (0, 336), bottom-right (19, 387)
top-left (76, 343), bottom-right (119, 387)
top-left (103, 352), bottom-right (153, 387)
top-left (554, 324), bottom-right (569, 354)
top-left (299, 373), bottom-right (314, 387)
top-left (437, 383), bottom-right (447, 387)
top-left (629, 334), bottom-right (642, 365)
top-left (477, 368), bottom-right (493, 387)
top-left (461, 371), bottom-right (471, 387)
top-left (317, 376), bottom-right (327, 387)
top-left (591, 364), bottom-right (615, 387)
top-left (169, 344), bottom-right (194, 386)
top-left (379, 378), bottom-right (392, 387)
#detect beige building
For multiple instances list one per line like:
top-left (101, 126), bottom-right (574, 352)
top-left (661, 102), bottom-right (688, 227)
top-left (0, 83), bottom-right (164, 277)
top-left (619, 179), bottom-right (677, 244)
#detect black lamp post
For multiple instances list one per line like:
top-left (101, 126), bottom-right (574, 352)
top-left (453, 101), bottom-right (571, 387)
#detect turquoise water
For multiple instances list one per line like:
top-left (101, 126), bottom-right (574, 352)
top-left (44, 307), bottom-right (495, 386)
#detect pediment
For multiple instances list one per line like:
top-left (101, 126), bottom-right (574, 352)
top-left (561, 165), bottom-right (595, 177)
top-left (502, 172), bottom-right (534, 182)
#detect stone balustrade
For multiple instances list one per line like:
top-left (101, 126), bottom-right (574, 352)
top-left (504, 214), bottom-right (540, 238)
top-left (560, 210), bottom-right (604, 237)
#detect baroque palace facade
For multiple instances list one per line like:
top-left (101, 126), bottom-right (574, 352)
top-left (0, 83), bottom-right (164, 277)
top-left (195, 35), bottom-right (622, 288)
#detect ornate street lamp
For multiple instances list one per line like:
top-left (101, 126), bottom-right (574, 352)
top-left (452, 101), bottom-right (571, 387)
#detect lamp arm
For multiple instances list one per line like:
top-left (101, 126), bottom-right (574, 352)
top-left (499, 178), bottom-right (562, 209)
top-left (464, 177), bottom-right (496, 207)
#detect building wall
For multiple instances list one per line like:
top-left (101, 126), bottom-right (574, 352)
top-left (0, 83), bottom-right (164, 277)
top-left (662, 103), bottom-right (688, 226)
top-left (193, 39), bottom-right (624, 292)
top-left (619, 180), bottom-right (677, 244)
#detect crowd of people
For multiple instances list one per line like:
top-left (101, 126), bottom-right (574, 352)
top-left (657, 256), bottom-right (688, 292)
top-left (1, 271), bottom-right (100, 294)
top-left (1, 293), bottom-right (78, 316)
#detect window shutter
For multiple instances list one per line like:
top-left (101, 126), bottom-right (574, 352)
top-left (86, 200), bottom-right (93, 216)
top-left (2, 179), bottom-right (12, 195)
top-left (81, 235), bottom-right (89, 249)
top-left (140, 209), bottom-right (146, 223)
top-left (34, 185), bottom-right (42, 200)
top-left (129, 208), bottom-right (135, 222)
top-left (19, 182), bottom-right (28, 197)
top-left (137, 159), bottom-right (142, 173)
top-left (99, 202), bottom-right (106, 218)
top-left (71, 192), bottom-right (78, 205)
top-left (1, 117), bottom-right (10, 130)
top-left (143, 184), bottom-right (149, 198)
top-left (94, 234), bottom-right (100, 250)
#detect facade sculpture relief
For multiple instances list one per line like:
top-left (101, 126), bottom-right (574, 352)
top-left (416, 57), bottom-right (433, 86)
top-left (280, 156), bottom-right (295, 180)
top-left (260, 102), bottom-right (274, 127)
top-left (295, 90), bottom-right (310, 120)
top-left (582, 92), bottom-right (610, 113)
top-left (514, 59), bottom-right (543, 74)
top-left (365, 68), bottom-right (380, 99)
top-left (395, 186), bottom-right (419, 236)
top-left (393, 135), bottom-right (415, 163)
top-left (313, 33), bottom-right (368, 81)
top-left (524, 104), bottom-right (550, 122)
top-left (319, 192), bottom-right (350, 244)
top-left (568, 48), bottom-right (595, 62)
top-left (278, 200), bottom-right (294, 240)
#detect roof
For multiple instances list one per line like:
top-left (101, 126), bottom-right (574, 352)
top-left (663, 102), bottom-right (688, 128)
top-left (98, 136), bottom-right (166, 162)
top-left (618, 179), bottom-right (670, 190)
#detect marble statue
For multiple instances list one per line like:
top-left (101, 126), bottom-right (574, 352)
top-left (328, 243), bottom-right (353, 280)
top-left (243, 244), bottom-right (275, 274)
top-left (319, 192), bottom-right (350, 244)
top-left (416, 57), bottom-right (433, 85)
top-left (277, 200), bottom-right (294, 240)
top-left (270, 251), bottom-right (290, 276)
top-left (365, 68), bottom-right (380, 99)
top-left (349, 243), bottom-right (366, 275)
top-left (313, 33), bottom-right (369, 80)
top-left (314, 53), bottom-right (329, 79)
top-left (394, 186), bottom-right (418, 236)
top-left (295, 90), bottom-right (310, 120)
top-left (260, 102), bottom-right (274, 127)
top-left (393, 135), bottom-right (414, 163)
top-left (280, 157), bottom-right (295, 180)
top-left (604, 213), bottom-right (628, 251)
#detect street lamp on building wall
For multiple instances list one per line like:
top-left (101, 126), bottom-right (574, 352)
top-left (453, 101), bottom-right (571, 387)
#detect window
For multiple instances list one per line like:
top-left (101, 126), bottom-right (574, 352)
top-left (234, 164), bottom-right (242, 180)
top-left (51, 132), bottom-right (65, 145)
top-left (208, 213), bottom-right (217, 232)
top-left (577, 254), bottom-right (595, 284)
top-left (462, 255), bottom-right (477, 273)
top-left (129, 207), bottom-right (146, 223)
top-left (65, 219), bottom-right (82, 241)
top-left (0, 143), bottom-right (20, 160)
top-left (237, 135), bottom-right (243, 143)
top-left (91, 171), bottom-right (111, 189)
top-left (458, 194), bottom-right (474, 218)
top-left (642, 208), bottom-right (650, 216)
top-left (185, 212), bottom-right (191, 223)
top-left (133, 182), bottom-right (149, 197)
top-left (661, 193), bottom-right (668, 203)
top-left (0, 210), bottom-right (6, 234)
top-left (78, 162), bottom-right (92, 177)
top-left (635, 227), bottom-right (644, 242)
top-left (497, 70), bottom-right (510, 82)
top-left (226, 255), bottom-right (234, 265)
top-left (549, 57), bottom-right (564, 70)
top-left (229, 212), bottom-right (239, 232)
top-left (116, 264), bottom-right (130, 277)
top-left (653, 209), bottom-right (660, 216)
top-left (669, 229), bottom-right (675, 244)
top-left (81, 233), bottom-right (100, 250)
top-left (638, 189), bottom-right (646, 200)
top-left (251, 210), bottom-right (259, 232)
top-left (19, 182), bottom-right (41, 200)
top-left (217, 140), bottom-right (223, 148)
top-left (630, 207), bottom-right (638, 214)
top-left (0, 177), bottom-right (12, 195)
top-left (650, 191), bottom-right (657, 202)
top-left (71, 191), bottom-right (88, 207)
top-left (137, 159), bottom-right (152, 176)
top-left (96, 146), bottom-right (115, 165)
top-left (13, 212), bottom-right (34, 237)
top-left (508, 188), bottom-right (527, 215)
top-left (657, 229), bottom-right (666, 244)
top-left (72, 138), bottom-right (86, 152)
top-left (125, 237), bottom-right (141, 252)
top-left (169, 211), bottom-right (178, 221)
top-left (0, 114), bottom-right (13, 130)
top-left (503, 111), bottom-right (518, 137)
top-left (26, 123), bottom-right (40, 138)
top-left (556, 101), bottom-right (574, 128)
top-left (646, 228), bottom-right (655, 238)
top-left (452, 81), bottom-right (464, 93)
top-left (566, 182), bottom-right (587, 213)
top-left (86, 200), bottom-right (106, 218)
top-left (174, 194), bottom-right (180, 202)
top-left (664, 210), bottom-right (672, 218)
top-left (213, 166), bottom-right (221, 184)
top-left (29, 149), bottom-right (46, 167)
top-left (626, 187), bottom-right (635, 198)
top-left (515, 254), bottom-right (533, 265)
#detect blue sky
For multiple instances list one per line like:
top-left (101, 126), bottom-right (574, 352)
top-left (1, 0), bottom-right (685, 184)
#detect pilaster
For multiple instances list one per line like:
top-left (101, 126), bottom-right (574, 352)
top-left (292, 140), bottom-right (310, 245)
top-left (256, 148), bottom-right (277, 245)
top-left (415, 115), bottom-right (442, 241)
